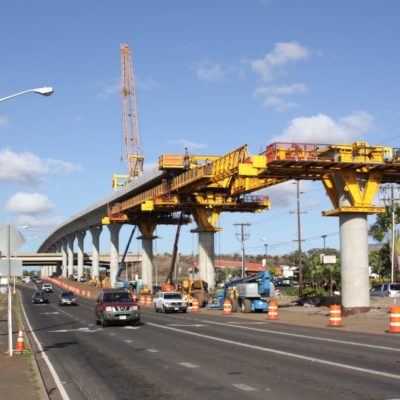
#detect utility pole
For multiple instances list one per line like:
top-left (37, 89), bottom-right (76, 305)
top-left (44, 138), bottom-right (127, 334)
top-left (290, 181), bottom-right (305, 296)
top-left (234, 223), bottom-right (251, 278)
top-left (382, 185), bottom-right (399, 282)
top-left (321, 234), bottom-right (327, 250)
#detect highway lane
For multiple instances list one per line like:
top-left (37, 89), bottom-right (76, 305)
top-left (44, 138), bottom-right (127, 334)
top-left (20, 283), bottom-right (400, 400)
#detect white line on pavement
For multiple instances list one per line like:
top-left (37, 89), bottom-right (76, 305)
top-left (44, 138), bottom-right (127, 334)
top-left (148, 322), bottom-right (400, 381)
top-left (233, 383), bottom-right (256, 391)
top-left (179, 362), bottom-right (199, 368)
top-left (21, 298), bottom-right (71, 400)
top-left (203, 319), bottom-right (400, 353)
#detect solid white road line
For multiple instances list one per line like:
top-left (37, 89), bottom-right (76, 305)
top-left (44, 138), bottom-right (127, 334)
top-left (203, 319), bottom-right (400, 353)
top-left (21, 298), bottom-right (71, 400)
top-left (148, 322), bottom-right (400, 381)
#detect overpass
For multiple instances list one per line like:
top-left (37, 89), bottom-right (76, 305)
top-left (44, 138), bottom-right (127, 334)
top-left (38, 141), bottom-right (400, 310)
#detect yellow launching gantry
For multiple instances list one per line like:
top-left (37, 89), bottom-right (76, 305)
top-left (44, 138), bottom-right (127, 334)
top-left (105, 141), bottom-right (400, 230)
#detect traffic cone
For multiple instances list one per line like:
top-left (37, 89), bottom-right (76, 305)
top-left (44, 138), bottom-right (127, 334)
top-left (268, 300), bottom-right (279, 320)
top-left (388, 305), bottom-right (400, 334)
top-left (328, 304), bottom-right (342, 327)
top-left (15, 330), bottom-right (26, 352)
top-left (223, 299), bottom-right (232, 315)
top-left (191, 298), bottom-right (200, 312)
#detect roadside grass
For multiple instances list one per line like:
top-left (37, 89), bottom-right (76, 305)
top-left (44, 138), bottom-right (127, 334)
top-left (12, 291), bottom-right (43, 396)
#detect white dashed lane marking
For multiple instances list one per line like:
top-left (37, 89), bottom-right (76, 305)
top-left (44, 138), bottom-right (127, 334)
top-left (179, 362), bottom-right (199, 368)
top-left (233, 383), bottom-right (256, 391)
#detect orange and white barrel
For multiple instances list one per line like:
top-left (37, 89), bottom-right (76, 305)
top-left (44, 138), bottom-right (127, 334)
top-left (328, 304), bottom-right (342, 327)
top-left (191, 298), bottom-right (200, 312)
top-left (389, 305), bottom-right (400, 334)
top-left (145, 295), bottom-right (152, 307)
top-left (268, 300), bottom-right (279, 320)
top-left (223, 299), bottom-right (232, 315)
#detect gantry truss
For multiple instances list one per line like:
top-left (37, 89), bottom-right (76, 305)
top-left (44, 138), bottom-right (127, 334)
top-left (104, 141), bottom-right (400, 229)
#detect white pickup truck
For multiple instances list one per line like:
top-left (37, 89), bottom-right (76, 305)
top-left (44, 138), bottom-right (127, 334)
top-left (153, 291), bottom-right (188, 313)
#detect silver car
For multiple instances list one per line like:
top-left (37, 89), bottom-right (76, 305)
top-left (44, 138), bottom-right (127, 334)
top-left (59, 291), bottom-right (78, 306)
top-left (370, 283), bottom-right (400, 297)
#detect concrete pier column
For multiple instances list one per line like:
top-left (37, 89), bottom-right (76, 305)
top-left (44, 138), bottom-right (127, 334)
top-left (67, 234), bottom-right (75, 278)
top-left (108, 224), bottom-right (122, 288)
top-left (333, 172), bottom-right (371, 310)
top-left (89, 226), bottom-right (102, 279)
top-left (61, 239), bottom-right (68, 278)
top-left (141, 238), bottom-right (153, 291)
top-left (76, 231), bottom-right (86, 281)
top-left (339, 213), bottom-right (370, 309)
top-left (138, 220), bottom-right (157, 293)
top-left (198, 231), bottom-right (216, 289)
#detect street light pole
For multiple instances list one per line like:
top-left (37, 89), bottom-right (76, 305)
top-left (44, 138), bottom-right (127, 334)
top-left (0, 87), bottom-right (54, 103)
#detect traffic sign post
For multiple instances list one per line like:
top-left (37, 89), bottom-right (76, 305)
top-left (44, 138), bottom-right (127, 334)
top-left (0, 223), bottom-right (26, 356)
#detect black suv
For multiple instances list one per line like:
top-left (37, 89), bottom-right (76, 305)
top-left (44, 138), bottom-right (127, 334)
top-left (95, 289), bottom-right (140, 327)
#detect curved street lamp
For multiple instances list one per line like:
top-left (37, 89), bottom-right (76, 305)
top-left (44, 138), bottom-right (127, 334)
top-left (0, 87), bottom-right (54, 103)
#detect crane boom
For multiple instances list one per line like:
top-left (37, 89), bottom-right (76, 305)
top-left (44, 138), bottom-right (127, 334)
top-left (121, 44), bottom-right (144, 180)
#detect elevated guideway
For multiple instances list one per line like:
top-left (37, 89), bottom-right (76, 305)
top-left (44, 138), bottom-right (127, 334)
top-left (38, 141), bottom-right (400, 310)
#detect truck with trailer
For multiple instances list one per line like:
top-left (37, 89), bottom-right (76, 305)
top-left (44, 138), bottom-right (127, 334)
top-left (208, 271), bottom-right (274, 313)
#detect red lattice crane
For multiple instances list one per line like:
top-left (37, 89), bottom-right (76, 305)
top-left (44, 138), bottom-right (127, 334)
top-left (121, 44), bottom-right (144, 181)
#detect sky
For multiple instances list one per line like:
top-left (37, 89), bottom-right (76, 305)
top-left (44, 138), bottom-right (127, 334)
top-left (1, 0), bottom-right (400, 259)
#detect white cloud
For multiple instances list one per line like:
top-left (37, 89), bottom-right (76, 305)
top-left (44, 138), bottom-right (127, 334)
top-left (254, 83), bottom-right (308, 97)
top-left (16, 214), bottom-right (65, 230)
top-left (137, 77), bottom-right (160, 91)
top-left (97, 79), bottom-right (119, 100)
top-left (271, 111), bottom-right (374, 143)
top-left (168, 139), bottom-right (207, 150)
top-left (0, 148), bottom-right (82, 185)
top-left (5, 192), bottom-right (54, 214)
top-left (262, 96), bottom-right (299, 112)
top-left (195, 59), bottom-right (224, 82)
top-left (251, 42), bottom-right (310, 81)
top-left (0, 115), bottom-right (9, 128)
top-left (254, 83), bottom-right (307, 111)
top-left (258, 180), bottom-right (312, 208)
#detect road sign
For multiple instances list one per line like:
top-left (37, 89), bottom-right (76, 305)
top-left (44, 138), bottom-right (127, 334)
top-left (0, 223), bottom-right (26, 254)
top-left (0, 259), bottom-right (23, 276)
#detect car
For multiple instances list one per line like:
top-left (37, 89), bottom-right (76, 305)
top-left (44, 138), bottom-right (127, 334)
top-left (59, 291), bottom-right (78, 306)
top-left (32, 276), bottom-right (42, 284)
top-left (153, 291), bottom-right (188, 313)
top-left (21, 276), bottom-right (31, 283)
top-left (42, 283), bottom-right (53, 293)
top-left (370, 283), bottom-right (400, 297)
top-left (79, 276), bottom-right (87, 282)
top-left (95, 289), bottom-right (140, 327)
top-left (32, 291), bottom-right (49, 304)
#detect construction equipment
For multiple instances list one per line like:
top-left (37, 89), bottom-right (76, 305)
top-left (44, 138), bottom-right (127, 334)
top-left (208, 271), bottom-right (272, 313)
top-left (113, 44), bottom-right (144, 189)
top-left (181, 279), bottom-right (208, 307)
top-left (115, 225), bottom-right (136, 288)
top-left (161, 212), bottom-right (185, 292)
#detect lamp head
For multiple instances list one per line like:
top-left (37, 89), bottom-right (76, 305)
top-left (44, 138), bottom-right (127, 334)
top-left (33, 87), bottom-right (54, 96)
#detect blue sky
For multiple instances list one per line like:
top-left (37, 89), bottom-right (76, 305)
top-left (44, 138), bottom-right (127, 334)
top-left (1, 0), bottom-right (400, 258)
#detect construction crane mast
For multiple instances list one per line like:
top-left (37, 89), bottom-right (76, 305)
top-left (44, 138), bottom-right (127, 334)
top-left (121, 44), bottom-right (144, 181)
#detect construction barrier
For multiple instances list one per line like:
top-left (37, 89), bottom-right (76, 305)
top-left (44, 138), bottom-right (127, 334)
top-left (15, 330), bottom-right (25, 352)
top-left (191, 298), bottom-right (200, 312)
top-left (328, 304), bottom-right (342, 327)
top-left (139, 295), bottom-right (146, 306)
top-left (388, 305), bottom-right (400, 334)
top-left (268, 300), bottom-right (279, 320)
top-left (223, 299), bottom-right (232, 315)
top-left (145, 296), bottom-right (152, 307)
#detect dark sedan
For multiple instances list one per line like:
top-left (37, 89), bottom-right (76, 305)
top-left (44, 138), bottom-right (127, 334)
top-left (32, 291), bottom-right (49, 304)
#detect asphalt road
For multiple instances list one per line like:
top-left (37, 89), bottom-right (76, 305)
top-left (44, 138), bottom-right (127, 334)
top-left (20, 283), bottom-right (400, 400)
